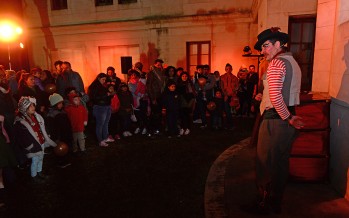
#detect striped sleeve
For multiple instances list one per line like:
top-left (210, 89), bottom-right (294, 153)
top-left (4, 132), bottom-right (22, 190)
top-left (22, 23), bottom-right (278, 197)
top-left (267, 59), bottom-right (290, 120)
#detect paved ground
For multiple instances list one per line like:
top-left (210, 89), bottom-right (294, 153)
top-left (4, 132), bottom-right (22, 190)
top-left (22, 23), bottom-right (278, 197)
top-left (2, 115), bottom-right (349, 218)
top-left (205, 137), bottom-right (349, 218)
top-left (0, 117), bottom-right (254, 218)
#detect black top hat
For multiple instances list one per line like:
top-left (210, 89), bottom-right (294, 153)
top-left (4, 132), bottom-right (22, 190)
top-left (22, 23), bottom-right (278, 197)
top-left (254, 27), bottom-right (288, 51)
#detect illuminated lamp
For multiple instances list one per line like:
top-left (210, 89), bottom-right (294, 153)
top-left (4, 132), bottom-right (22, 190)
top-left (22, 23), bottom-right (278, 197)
top-left (0, 20), bottom-right (23, 70)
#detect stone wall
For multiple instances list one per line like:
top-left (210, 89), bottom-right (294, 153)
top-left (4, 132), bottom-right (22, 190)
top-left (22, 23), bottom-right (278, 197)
top-left (328, 0), bottom-right (349, 198)
top-left (22, 0), bottom-right (256, 87)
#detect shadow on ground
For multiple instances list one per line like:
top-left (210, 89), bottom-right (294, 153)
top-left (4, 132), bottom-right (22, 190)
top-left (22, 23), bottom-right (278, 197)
top-left (1, 117), bottom-right (255, 218)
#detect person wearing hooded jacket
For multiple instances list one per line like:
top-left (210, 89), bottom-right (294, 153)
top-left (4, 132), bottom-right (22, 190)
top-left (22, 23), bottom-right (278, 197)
top-left (13, 97), bottom-right (56, 183)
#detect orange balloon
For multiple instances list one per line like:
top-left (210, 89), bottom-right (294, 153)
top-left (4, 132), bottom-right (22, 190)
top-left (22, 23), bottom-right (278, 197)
top-left (207, 101), bottom-right (216, 111)
top-left (198, 77), bottom-right (206, 87)
top-left (54, 142), bottom-right (69, 156)
top-left (44, 83), bottom-right (57, 94)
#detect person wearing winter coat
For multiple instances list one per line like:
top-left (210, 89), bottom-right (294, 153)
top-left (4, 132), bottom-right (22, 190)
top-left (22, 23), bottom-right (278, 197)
top-left (117, 82), bottom-right (134, 137)
top-left (46, 93), bottom-right (73, 168)
top-left (88, 73), bottom-right (114, 147)
top-left (17, 73), bottom-right (48, 114)
top-left (65, 93), bottom-right (88, 153)
top-left (106, 66), bottom-right (121, 92)
top-left (162, 80), bottom-right (181, 138)
top-left (209, 89), bottom-right (225, 130)
top-left (0, 114), bottom-right (17, 208)
top-left (176, 71), bottom-right (196, 136)
top-left (13, 97), bottom-right (57, 183)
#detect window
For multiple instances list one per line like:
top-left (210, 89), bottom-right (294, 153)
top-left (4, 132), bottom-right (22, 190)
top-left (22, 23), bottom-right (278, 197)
top-left (95, 0), bottom-right (113, 6)
top-left (186, 41), bottom-right (211, 76)
top-left (51, 0), bottom-right (67, 10)
top-left (288, 16), bottom-right (316, 92)
top-left (118, 0), bottom-right (137, 4)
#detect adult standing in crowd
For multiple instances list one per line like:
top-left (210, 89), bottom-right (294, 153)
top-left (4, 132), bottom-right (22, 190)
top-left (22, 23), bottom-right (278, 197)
top-left (251, 27), bottom-right (303, 215)
top-left (31, 67), bottom-right (45, 91)
top-left (56, 61), bottom-right (85, 97)
top-left (40, 70), bottom-right (56, 88)
top-left (194, 64), bottom-right (215, 129)
top-left (106, 66), bottom-right (121, 92)
top-left (17, 73), bottom-right (48, 114)
top-left (246, 65), bottom-right (259, 117)
top-left (146, 59), bottom-right (166, 137)
top-left (220, 63), bottom-right (238, 130)
top-left (53, 60), bottom-right (63, 82)
top-left (87, 73), bottom-right (114, 147)
top-left (5, 70), bottom-right (18, 97)
top-left (0, 80), bottom-right (17, 141)
top-left (237, 65), bottom-right (249, 117)
top-left (176, 71), bottom-right (196, 135)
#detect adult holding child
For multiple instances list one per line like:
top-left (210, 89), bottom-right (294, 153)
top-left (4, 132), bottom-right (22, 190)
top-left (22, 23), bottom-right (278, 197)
top-left (88, 73), bottom-right (114, 147)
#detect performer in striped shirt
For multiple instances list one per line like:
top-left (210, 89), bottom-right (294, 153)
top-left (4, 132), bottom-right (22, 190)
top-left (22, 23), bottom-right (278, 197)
top-left (249, 27), bottom-right (304, 215)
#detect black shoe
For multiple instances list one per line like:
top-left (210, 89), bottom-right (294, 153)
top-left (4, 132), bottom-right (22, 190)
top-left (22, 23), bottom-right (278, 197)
top-left (32, 175), bottom-right (45, 184)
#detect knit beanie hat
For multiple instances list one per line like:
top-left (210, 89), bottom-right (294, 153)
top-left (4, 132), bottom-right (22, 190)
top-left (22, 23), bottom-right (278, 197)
top-left (18, 96), bottom-right (37, 126)
top-left (18, 96), bottom-right (36, 115)
top-left (49, 93), bottom-right (64, 106)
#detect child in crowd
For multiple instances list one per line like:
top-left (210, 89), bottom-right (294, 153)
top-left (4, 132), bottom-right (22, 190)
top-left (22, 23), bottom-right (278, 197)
top-left (210, 89), bottom-right (225, 130)
top-left (128, 70), bottom-right (141, 134)
top-left (162, 80), bottom-right (180, 138)
top-left (176, 71), bottom-right (196, 136)
top-left (137, 71), bottom-right (151, 135)
top-left (46, 93), bottom-right (73, 167)
top-left (108, 84), bottom-right (121, 140)
top-left (128, 70), bottom-right (149, 135)
top-left (64, 86), bottom-right (89, 110)
top-left (14, 97), bottom-right (57, 183)
top-left (116, 83), bottom-right (134, 137)
top-left (65, 93), bottom-right (88, 154)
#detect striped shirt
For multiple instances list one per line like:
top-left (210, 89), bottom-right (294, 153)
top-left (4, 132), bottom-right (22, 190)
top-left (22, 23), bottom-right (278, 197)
top-left (267, 58), bottom-right (290, 120)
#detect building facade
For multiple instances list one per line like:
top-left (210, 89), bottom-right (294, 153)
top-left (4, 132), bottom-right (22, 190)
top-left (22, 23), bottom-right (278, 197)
top-left (19, 0), bottom-right (349, 201)
top-left (23, 0), bottom-right (256, 86)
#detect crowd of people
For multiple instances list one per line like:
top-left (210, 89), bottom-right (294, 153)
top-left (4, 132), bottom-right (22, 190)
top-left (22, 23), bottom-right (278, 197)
top-left (0, 26), bottom-right (304, 215)
top-left (0, 58), bottom-right (260, 208)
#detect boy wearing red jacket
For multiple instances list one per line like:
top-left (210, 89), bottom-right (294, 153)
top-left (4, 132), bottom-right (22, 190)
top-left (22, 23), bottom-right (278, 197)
top-left (65, 93), bottom-right (88, 154)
